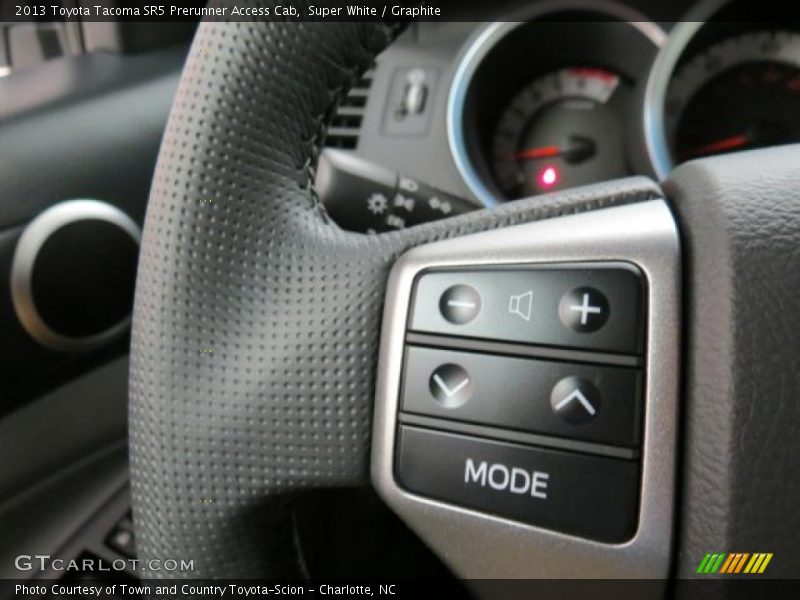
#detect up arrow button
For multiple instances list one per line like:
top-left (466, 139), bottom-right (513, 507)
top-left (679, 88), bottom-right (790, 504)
top-left (551, 377), bottom-right (602, 424)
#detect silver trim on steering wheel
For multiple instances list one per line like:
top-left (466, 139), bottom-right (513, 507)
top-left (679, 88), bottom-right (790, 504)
top-left (372, 199), bottom-right (680, 583)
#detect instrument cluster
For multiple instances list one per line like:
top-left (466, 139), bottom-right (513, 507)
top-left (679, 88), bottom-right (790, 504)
top-left (450, 0), bottom-right (800, 204)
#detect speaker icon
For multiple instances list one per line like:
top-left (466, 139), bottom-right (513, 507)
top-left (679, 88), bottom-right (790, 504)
top-left (508, 290), bottom-right (534, 322)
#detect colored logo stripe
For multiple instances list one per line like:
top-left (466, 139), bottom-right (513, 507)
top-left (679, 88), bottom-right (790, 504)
top-left (697, 553), bottom-right (726, 573)
top-left (719, 554), bottom-right (736, 573)
top-left (744, 553), bottom-right (773, 574)
top-left (720, 553), bottom-right (749, 573)
top-left (697, 553), bottom-right (773, 574)
top-left (696, 554), bottom-right (713, 573)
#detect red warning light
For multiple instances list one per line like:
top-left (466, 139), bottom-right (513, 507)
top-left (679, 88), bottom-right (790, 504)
top-left (538, 165), bottom-right (559, 189)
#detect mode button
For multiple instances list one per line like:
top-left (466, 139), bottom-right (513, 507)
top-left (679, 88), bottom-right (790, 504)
top-left (396, 426), bottom-right (639, 543)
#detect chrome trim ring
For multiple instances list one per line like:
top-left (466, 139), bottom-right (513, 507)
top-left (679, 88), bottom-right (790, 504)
top-left (447, 0), bottom-right (666, 207)
top-left (642, 0), bottom-right (731, 179)
top-left (10, 199), bottom-right (141, 353)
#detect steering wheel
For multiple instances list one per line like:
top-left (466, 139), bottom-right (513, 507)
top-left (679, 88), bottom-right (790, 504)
top-left (129, 17), bottom-right (800, 585)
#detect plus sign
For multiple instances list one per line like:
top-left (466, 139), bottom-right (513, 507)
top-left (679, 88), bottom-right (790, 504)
top-left (570, 292), bottom-right (603, 325)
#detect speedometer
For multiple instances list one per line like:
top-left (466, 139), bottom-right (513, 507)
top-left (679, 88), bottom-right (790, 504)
top-left (491, 68), bottom-right (632, 199)
top-left (666, 31), bottom-right (800, 163)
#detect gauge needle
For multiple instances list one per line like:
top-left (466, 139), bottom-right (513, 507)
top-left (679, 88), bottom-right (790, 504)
top-left (514, 145), bottom-right (562, 160)
top-left (679, 133), bottom-right (750, 160)
top-left (513, 136), bottom-right (596, 164)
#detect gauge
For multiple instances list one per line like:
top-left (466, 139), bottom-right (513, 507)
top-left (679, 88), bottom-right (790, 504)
top-left (491, 68), bottom-right (632, 199)
top-left (666, 31), bottom-right (800, 163)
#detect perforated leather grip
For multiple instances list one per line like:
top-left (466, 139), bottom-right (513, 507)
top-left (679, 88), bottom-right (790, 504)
top-left (129, 14), bottom-right (662, 578)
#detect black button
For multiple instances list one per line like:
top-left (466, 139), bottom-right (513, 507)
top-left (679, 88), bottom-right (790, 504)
top-left (402, 346), bottom-right (642, 446)
top-left (429, 363), bottom-right (473, 408)
top-left (439, 285), bottom-right (481, 324)
top-left (315, 148), bottom-right (398, 233)
top-left (550, 377), bottom-right (601, 424)
top-left (396, 426), bottom-right (639, 542)
top-left (558, 287), bottom-right (609, 333)
top-left (392, 177), bottom-right (476, 224)
top-left (409, 265), bottom-right (644, 355)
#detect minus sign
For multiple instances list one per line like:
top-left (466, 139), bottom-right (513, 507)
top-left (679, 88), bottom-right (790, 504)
top-left (447, 301), bottom-right (476, 308)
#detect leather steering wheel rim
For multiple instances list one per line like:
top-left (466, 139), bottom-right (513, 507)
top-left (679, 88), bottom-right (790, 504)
top-left (129, 17), bottom-right (661, 578)
top-left (130, 14), bottom-right (800, 583)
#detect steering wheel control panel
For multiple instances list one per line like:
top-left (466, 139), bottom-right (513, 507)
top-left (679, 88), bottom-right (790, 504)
top-left (394, 263), bottom-right (646, 543)
top-left (374, 201), bottom-right (679, 578)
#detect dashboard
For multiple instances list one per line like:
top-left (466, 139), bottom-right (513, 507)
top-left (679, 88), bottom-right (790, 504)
top-left (334, 0), bottom-right (800, 215)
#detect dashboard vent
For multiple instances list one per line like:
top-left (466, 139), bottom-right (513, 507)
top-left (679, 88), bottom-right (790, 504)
top-left (325, 67), bottom-right (375, 150)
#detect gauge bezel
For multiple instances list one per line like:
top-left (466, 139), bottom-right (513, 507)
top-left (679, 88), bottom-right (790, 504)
top-left (666, 32), bottom-right (800, 160)
top-left (642, 0), bottom-right (735, 179)
top-left (640, 0), bottom-right (800, 177)
top-left (447, 0), bottom-right (665, 207)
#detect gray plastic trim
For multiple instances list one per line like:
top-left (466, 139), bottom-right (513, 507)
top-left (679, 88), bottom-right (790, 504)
top-left (372, 199), bottom-right (680, 581)
top-left (446, 1), bottom-right (667, 207)
top-left (398, 413), bottom-right (639, 461)
top-left (10, 199), bottom-right (141, 353)
top-left (405, 331), bottom-right (642, 367)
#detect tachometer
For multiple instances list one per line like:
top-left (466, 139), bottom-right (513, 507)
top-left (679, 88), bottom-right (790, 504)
top-left (491, 67), bottom-right (631, 199)
top-left (666, 31), bottom-right (800, 163)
